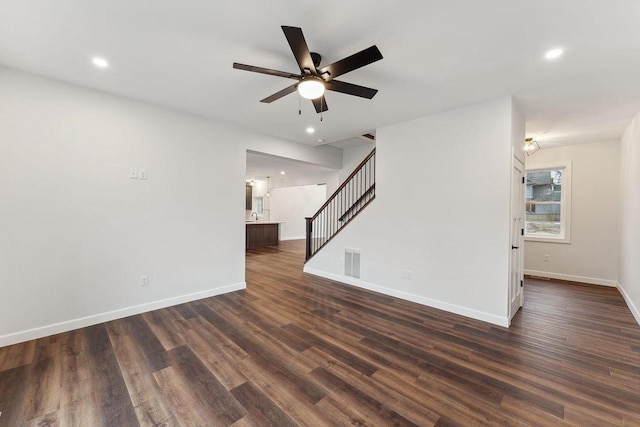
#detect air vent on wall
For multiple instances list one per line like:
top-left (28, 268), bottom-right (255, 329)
top-left (345, 248), bottom-right (361, 279)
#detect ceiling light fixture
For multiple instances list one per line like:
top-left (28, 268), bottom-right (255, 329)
top-left (524, 138), bottom-right (541, 156)
top-left (280, 171), bottom-right (285, 175)
top-left (233, 25), bottom-right (382, 116)
top-left (306, 127), bottom-right (315, 134)
top-left (297, 77), bottom-right (325, 100)
top-left (92, 57), bottom-right (109, 68)
top-left (544, 48), bottom-right (563, 60)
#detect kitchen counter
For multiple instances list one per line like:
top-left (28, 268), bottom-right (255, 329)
top-left (245, 221), bottom-right (284, 249)
top-left (245, 221), bottom-right (285, 225)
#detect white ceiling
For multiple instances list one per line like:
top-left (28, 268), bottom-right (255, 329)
top-left (1, 0), bottom-right (639, 149)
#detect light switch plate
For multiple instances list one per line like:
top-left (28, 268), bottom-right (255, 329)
top-left (129, 168), bottom-right (138, 179)
top-left (139, 169), bottom-right (147, 180)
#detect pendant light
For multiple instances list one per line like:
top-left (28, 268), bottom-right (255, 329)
top-left (266, 176), bottom-right (271, 198)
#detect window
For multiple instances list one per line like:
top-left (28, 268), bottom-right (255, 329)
top-left (525, 161), bottom-right (572, 243)
top-left (255, 197), bottom-right (264, 215)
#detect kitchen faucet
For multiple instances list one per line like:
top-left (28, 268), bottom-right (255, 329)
top-left (251, 212), bottom-right (258, 221)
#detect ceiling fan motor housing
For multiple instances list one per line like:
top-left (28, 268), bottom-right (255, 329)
top-left (310, 52), bottom-right (322, 69)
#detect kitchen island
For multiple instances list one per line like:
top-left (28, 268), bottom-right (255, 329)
top-left (245, 221), bottom-right (284, 249)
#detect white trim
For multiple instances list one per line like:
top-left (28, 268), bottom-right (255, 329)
top-left (509, 150), bottom-right (525, 320)
top-left (524, 269), bottom-right (617, 287)
top-left (524, 236), bottom-right (571, 244)
top-left (0, 282), bottom-right (246, 347)
top-left (617, 282), bottom-right (640, 326)
top-left (280, 235), bottom-right (305, 241)
top-left (525, 161), bottom-right (572, 243)
top-left (303, 267), bottom-right (509, 327)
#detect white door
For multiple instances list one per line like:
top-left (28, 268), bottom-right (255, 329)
top-left (509, 154), bottom-right (525, 320)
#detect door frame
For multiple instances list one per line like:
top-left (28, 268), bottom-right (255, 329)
top-left (509, 149), bottom-right (525, 321)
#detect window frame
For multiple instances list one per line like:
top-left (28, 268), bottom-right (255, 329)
top-left (524, 161), bottom-right (572, 244)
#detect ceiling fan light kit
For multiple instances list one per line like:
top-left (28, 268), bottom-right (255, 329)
top-left (233, 25), bottom-right (382, 114)
top-left (298, 78), bottom-right (325, 99)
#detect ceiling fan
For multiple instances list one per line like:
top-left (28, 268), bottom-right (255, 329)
top-left (233, 26), bottom-right (383, 113)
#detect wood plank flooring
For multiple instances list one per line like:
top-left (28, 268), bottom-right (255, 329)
top-left (1, 240), bottom-right (639, 426)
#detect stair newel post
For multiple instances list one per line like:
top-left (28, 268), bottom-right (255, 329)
top-left (305, 217), bottom-right (313, 261)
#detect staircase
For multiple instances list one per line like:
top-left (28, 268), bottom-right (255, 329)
top-left (305, 148), bottom-right (376, 261)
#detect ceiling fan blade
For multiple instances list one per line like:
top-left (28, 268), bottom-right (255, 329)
top-left (260, 84), bottom-right (298, 103)
top-left (318, 45), bottom-right (383, 81)
top-left (326, 80), bottom-right (378, 99)
top-left (312, 96), bottom-right (329, 113)
top-left (281, 26), bottom-right (316, 74)
top-left (233, 63), bottom-right (300, 80)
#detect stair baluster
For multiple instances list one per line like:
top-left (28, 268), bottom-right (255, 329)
top-left (305, 148), bottom-right (376, 261)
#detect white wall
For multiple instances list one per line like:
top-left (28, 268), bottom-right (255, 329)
top-left (270, 172), bottom-right (339, 197)
top-left (338, 143), bottom-right (375, 185)
top-left (619, 111), bottom-right (640, 324)
top-left (305, 97), bottom-right (521, 326)
top-left (246, 137), bottom-right (342, 171)
top-left (524, 141), bottom-right (620, 286)
top-left (0, 67), bottom-right (341, 346)
top-left (269, 185), bottom-right (327, 240)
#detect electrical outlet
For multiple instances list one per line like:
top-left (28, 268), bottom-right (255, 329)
top-left (141, 275), bottom-right (149, 286)
top-left (544, 255), bottom-right (550, 262)
top-left (139, 169), bottom-right (147, 180)
top-left (129, 168), bottom-right (138, 179)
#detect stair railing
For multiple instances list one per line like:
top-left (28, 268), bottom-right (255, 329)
top-left (305, 148), bottom-right (376, 261)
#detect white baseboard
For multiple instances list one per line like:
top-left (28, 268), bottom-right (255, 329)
top-left (303, 267), bottom-right (509, 327)
top-left (617, 282), bottom-right (640, 326)
top-left (280, 235), bottom-right (305, 241)
top-left (524, 269), bottom-right (617, 287)
top-left (0, 282), bottom-right (246, 348)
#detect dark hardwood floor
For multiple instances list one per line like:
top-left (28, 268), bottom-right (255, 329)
top-left (1, 240), bottom-right (639, 426)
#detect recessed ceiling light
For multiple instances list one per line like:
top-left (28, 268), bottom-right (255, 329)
top-left (544, 48), bottom-right (563, 60)
top-left (317, 139), bottom-right (325, 143)
top-left (92, 57), bottom-right (109, 68)
top-left (280, 171), bottom-right (286, 175)
top-left (306, 127), bottom-right (315, 134)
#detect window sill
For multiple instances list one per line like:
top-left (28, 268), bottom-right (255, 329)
top-left (525, 236), bottom-right (571, 244)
